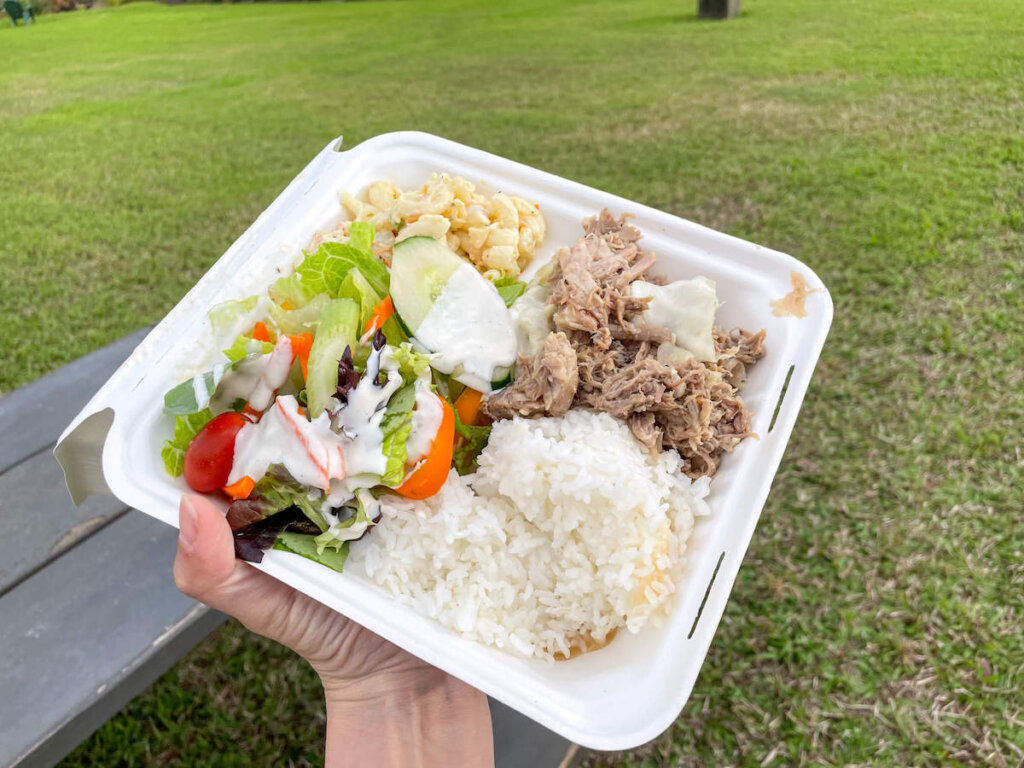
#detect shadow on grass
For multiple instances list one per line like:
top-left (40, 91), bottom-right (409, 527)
top-left (627, 10), bottom-right (754, 26)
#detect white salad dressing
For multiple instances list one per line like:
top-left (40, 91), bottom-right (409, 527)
top-left (210, 335), bottom-right (294, 413)
top-left (194, 363), bottom-right (228, 409)
top-left (229, 395), bottom-right (346, 490)
top-left (211, 356), bottom-right (267, 412)
top-left (326, 478), bottom-right (357, 509)
top-left (413, 263), bottom-right (517, 391)
top-left (358, 488), bottom-right (382, 523)
top-left (631, 277), bottom-right (719, 362)
top-left (322, 488), bottom-right (381, 543)
top-left (247, 336), bottom-right (294, 411)
top-left (510, 280), bottom-right (554, 357)
top-left (333, 344), bottom-right (403, 479)
top-left (405, 378), bottom-right (443, 464)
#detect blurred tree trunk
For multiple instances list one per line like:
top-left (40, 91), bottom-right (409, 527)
top-left (698, 0), bottom-right (740, 19)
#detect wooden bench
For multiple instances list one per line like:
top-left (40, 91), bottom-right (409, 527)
top-left (0, 332), bottom-right (576, 768)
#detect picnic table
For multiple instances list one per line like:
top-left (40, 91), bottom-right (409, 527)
top-left (0, 332), bottom-right (577, 768)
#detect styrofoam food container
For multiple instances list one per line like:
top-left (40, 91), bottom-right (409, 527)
top-left (55, 131), bottom-right (832, 750)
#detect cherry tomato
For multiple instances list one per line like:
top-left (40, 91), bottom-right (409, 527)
top-left (183, 412), bottom-right (249, 493)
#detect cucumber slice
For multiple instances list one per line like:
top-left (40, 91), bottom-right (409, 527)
top-left (490, 366), bottom-right (513, 391)
top-left (306, 298), bottom-right (360, 417)
top-left (391, 236), bottom-right (518, 392)
top-left (390, 236), bottom-right (465, 334)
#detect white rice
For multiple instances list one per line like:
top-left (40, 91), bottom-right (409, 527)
top-left (355, 410), bottom-right (711, 662)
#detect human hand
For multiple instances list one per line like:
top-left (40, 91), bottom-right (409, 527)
top-left (173, 493), bottom-right (494, 767)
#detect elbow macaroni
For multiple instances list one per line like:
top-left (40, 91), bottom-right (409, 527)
top-left (336, 173), bottom-right (546, 278)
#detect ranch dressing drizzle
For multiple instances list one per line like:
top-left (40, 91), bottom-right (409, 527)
top-left (323, 488), bottom-right (381, 543)
top-left (193, 364), bottom-right (227, 409)
top-left (211, 357), bottom-right (266, 412)
top-left (247, 336), bottom-right (293, 411)
top-left (405, 377), bottom-right (443, 464)
top-left (333, 344), bottom-right (403, 480)
top-left (210, 335), bottom-right (293, 414)
top-left (413, 263), bottom-right (517, 391)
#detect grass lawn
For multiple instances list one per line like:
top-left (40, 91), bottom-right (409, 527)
top-left (3, 0), bottom-right (1022, 764)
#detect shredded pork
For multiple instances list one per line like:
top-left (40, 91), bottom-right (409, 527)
top-left (487, 209), bottom-right (766, 478)
top-left (482, 332), bottom-right (578, 419)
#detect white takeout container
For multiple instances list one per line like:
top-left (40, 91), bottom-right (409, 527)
top-left (55, 132), bottom-right (832, 750)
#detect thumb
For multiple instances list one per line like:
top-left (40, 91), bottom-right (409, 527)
top-left (172, 493), bottom-right (321, 648)
top-left (172, 493), bottom-right (238, 605)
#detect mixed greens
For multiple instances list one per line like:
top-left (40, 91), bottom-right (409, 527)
top-left (161, 221), bottom-right (525, 572)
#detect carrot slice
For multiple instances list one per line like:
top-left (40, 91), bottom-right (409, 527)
top-left (394, 395), bottom-right (454, 500)
top-left (241, 404), bottom-right (262, 420)
top-left (223, 475), bottom-right (255, 500)
top-left (287, 332), bottom-right (314, 380)
top-left (252, 321), bottom-right (273, 343)
top-left (453, 387), bottom-right (483, 426)
top-left (363, 296), bottom-right (395, 336)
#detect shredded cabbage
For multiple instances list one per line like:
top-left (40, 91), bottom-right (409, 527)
top-left (223, 334), bottom-right (274, 363)
top-left (389, 343), bottom-right (432, 385)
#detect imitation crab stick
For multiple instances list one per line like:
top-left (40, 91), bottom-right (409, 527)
top-left (276, 396), bottom-right (342, 490)
top-left (394, 395), bottom-right (455, 500)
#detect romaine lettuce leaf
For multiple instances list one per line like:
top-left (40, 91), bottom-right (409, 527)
top-left (267, 292), bottom-right (330, 337)
top-left (452, 407), bottom-right (491, 475)
top-left (492, 275), bottom-right (527, 307)
top-left (273, 532), bottom-right (349, 572)
top-left (379, 384), bottom-right (416, 487)
top-left (381, 315), bottom-right (408, 346)
top-left (269, 273), bottom-right (317, 310)
top-left (306, 298), bottom-right (360, 417)
top-left (161, 409), bottom-right (214, 477)
top-left (335, 268), bottom-right (382, 330)
top-left (347, 221), bottom-right (375, 254)
top-left (296, 241), bottom-right (389, 298)
top-left (163, 364), bottom-right (230, 415)
top-left (162, 352), bottom-right (271, 415)
top-left (208, 296), bottom-right (261, 338)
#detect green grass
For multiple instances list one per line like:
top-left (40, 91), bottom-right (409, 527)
top-left (2, 0), bottom-right (1021, 765)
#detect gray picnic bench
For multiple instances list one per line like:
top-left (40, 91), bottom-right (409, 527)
top-left (0, 331), bottom-right (576, 768)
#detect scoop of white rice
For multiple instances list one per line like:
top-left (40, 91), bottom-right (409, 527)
top-left (355, 410), bottom-right (710, 662)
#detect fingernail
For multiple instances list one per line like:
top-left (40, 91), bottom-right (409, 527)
top-left (179, 495), bottom-right (199, 554)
